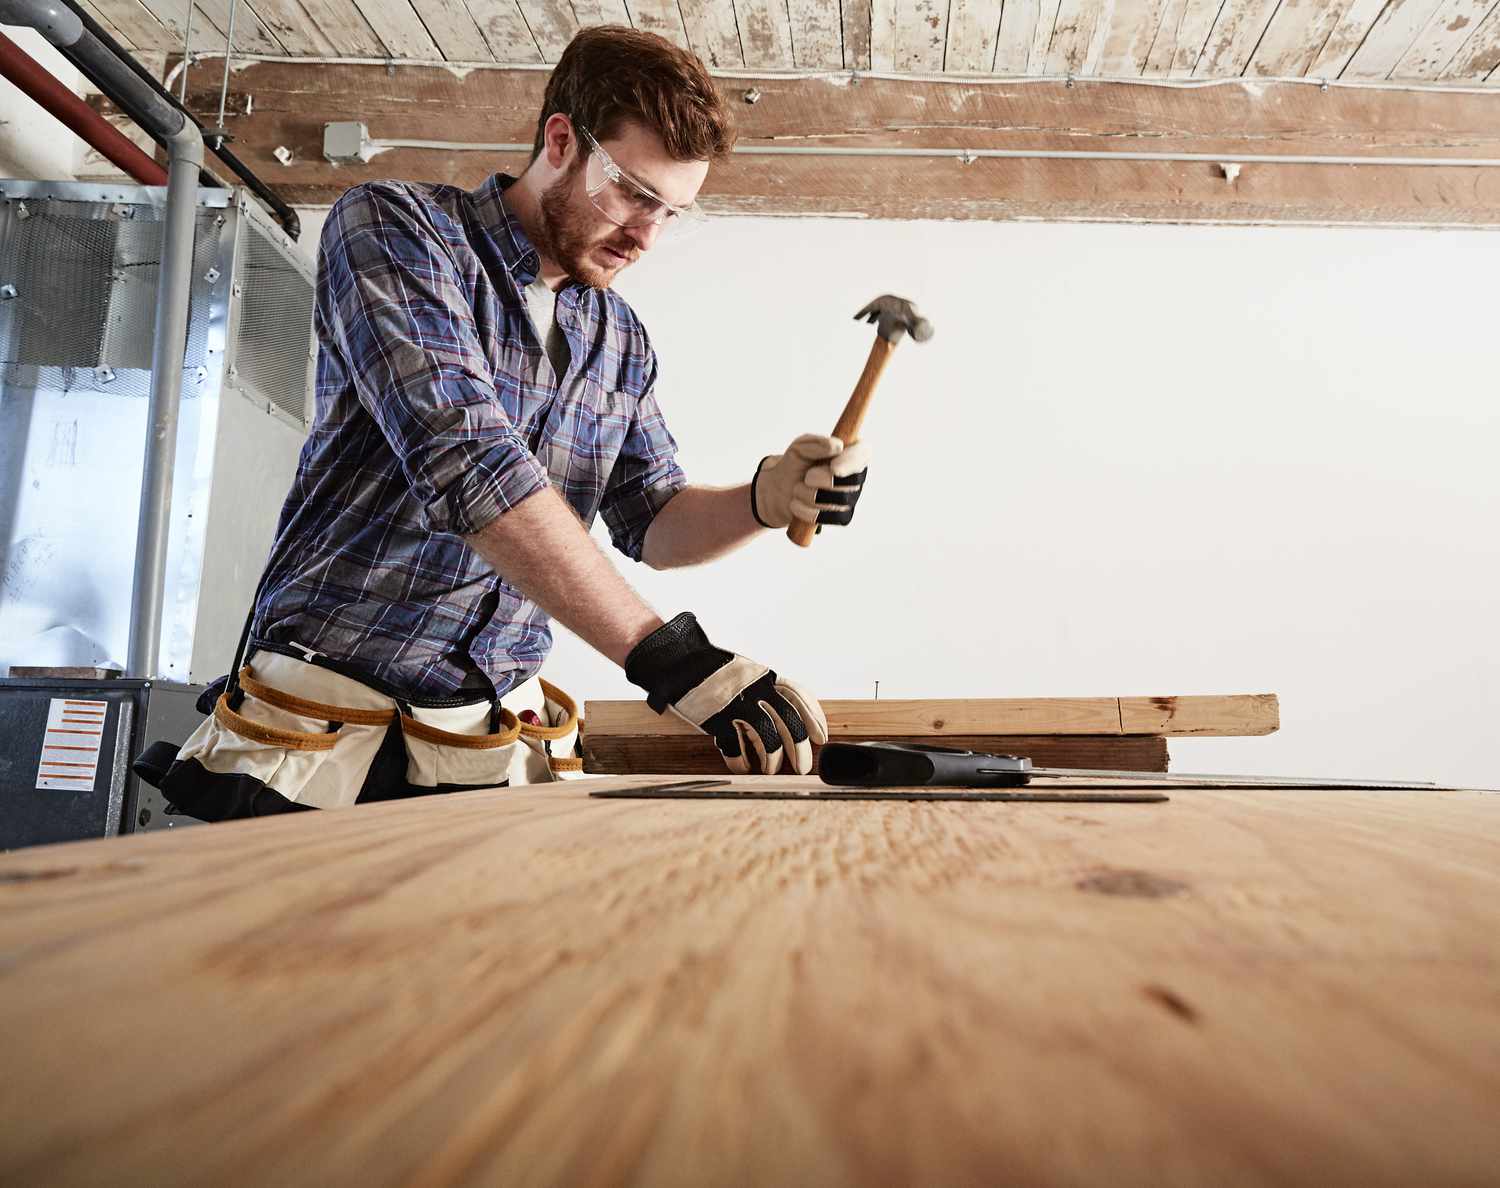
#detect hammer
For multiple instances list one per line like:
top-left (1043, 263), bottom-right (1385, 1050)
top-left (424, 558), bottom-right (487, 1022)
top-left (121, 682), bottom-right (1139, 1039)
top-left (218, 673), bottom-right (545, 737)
top-left (788, 294), bottom-right (934, 548)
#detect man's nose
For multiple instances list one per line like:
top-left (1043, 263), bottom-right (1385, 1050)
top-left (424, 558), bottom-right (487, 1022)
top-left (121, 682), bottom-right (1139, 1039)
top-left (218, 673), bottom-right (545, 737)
top-left (622, 220), bottom-right (661, 252)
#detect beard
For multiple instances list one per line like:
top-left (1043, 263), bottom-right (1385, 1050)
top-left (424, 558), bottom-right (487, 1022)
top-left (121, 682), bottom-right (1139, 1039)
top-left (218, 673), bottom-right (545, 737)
top-left (535, 162), bottom-right (640, 290)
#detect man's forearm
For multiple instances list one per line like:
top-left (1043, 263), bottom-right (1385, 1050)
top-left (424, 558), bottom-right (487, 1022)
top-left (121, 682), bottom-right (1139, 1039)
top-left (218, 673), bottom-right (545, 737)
top-left (641, 483), bottom-right (764, 569)
top-left (464, 487), bottom-right (662, 666)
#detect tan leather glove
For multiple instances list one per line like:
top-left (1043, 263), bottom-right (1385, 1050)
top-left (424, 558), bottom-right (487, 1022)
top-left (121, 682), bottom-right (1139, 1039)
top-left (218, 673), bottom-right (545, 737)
top-left (751, 434), bottom-right (872, 531)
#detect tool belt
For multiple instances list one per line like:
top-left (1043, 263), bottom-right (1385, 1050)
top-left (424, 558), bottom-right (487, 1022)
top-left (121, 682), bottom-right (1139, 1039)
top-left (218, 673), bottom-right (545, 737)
top-left (134, 650), bottom-right (585, 822)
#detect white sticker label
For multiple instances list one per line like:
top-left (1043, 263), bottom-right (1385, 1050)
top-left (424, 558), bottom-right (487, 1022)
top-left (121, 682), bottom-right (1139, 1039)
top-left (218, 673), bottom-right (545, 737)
top-left (35, 698), bottom-right (109, 792)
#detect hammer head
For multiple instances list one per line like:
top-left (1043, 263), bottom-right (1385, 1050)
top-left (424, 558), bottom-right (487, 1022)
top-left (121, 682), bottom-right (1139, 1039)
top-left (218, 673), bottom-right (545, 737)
top-left (854, 295), bottom-right (934, 346)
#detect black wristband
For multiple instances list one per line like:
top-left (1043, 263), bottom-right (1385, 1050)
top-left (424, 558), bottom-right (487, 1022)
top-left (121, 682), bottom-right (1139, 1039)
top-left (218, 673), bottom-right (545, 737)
top-left (749, 456), bottom-right (776, 529)
top-left (624, 612), bottom-right (735, 713)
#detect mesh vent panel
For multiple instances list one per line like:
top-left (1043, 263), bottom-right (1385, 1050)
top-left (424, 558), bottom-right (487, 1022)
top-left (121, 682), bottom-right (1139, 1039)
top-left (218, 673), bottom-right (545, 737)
top-left (234, 228), bottom-right (314, 423)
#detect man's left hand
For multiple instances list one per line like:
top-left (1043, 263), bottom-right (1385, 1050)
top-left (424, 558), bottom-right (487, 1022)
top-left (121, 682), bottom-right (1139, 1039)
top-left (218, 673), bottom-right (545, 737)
top-left (751, 434), bottom-right (871, 532)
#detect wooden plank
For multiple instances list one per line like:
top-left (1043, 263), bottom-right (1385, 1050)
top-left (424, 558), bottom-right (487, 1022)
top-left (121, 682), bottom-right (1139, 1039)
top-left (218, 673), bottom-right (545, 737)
top-left (1195, 0), bottom-right (1281, 75)
top-left (2, 780), bottom-right (1497, 1185)
top-left (582, 732), bottom-right (1171, 775)
top-left (570, 0), bottom-right (632, 25)
top-left (625, 0), bottom-right (690, 46)
top-left (464, 0), bottom-right (540, 60)
top-left (281, 0), bottom-right (386, 54)
top-left (736, 0), bottom-right (795, 66)
top-left (1043, 0), bottom-right (1115, 74)
top-left (787, 0), bottom-right (843, 66)
top-left (1142, 0), bottom-right (1222, 74)
top-left (130, 0), bottom-right (227, 53)
top-left (78, 0), bottom-right (140, 49)
top-left (584, 694), bottom-right (1280, 739)
top-left (1443, 0), bottom-right (1500, 74)
top-left (1307, 0), bottom-right (1394, 76)
top-left (240, 0), bottom-right (338, 54)
top-left (173, 62), bottom-right (1500, 226)
top-left (345, 0), bottom-right (441, 55)
top-left (1095, 0), bottom-right (1169, 74)
top-left (1393, 0), bottom-right (1500, 76)
top-left (1344, 0), bottom-right (1447, 77)
top-left (894, 0), bottom-right (949, 70)
top-left (992, 0), bottom-right (1040, 71)
top-left (191, 0), bottom-right (288, 54)
top-left (1247, 0), bottom-right (1362, 77)
top-left (514, 0), bottom-right (578, 60)
top-left (943, 0), bottom-right (1006, 71)
top-left (869, 0), bottom-right (896, 65)
top-left (1030, 0), bottom-right (1065, 69)
top-left (679, 0), bottom-right (744, 67)
top-left (842, 0), bottom-right (872, 67)
top-left (401, 0), bottom-right (497, 58)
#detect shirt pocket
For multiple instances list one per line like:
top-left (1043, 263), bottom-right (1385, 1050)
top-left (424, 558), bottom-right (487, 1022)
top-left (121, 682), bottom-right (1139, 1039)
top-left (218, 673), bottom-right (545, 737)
top-left (537, 388), bottom-right (634, 516)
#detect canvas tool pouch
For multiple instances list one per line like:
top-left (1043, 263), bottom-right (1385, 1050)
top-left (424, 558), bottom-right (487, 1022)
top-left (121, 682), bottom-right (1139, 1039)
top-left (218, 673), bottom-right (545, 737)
top-left (145, 652), bottom-right (585, 821)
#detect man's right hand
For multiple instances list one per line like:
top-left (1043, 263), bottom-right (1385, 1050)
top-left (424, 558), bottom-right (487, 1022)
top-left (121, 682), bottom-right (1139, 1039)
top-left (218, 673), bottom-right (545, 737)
top-left (625, 612), bottom-right (829, 775)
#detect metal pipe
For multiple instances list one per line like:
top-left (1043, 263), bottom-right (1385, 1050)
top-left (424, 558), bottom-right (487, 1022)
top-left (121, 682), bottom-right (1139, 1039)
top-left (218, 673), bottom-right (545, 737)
top-left (49, 0), bottom-right (300, 237)
top-left (0, 29), bottom-right (168, 183)
top-left (127, 118), bottom-right (202, 677)
top-left (347, 133), bottom-right (1500, 170)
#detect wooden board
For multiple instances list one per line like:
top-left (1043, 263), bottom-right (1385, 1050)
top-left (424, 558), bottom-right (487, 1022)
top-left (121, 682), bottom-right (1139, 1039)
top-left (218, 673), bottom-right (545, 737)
top-left (160, 62), bottom-right (1500, 227)
top-left (585, 693), bottom-right (1280, 739)
top-left (1, 777), bottom-right (1497, 1185)
top-left (582, 732), bottom-right (1171, 775)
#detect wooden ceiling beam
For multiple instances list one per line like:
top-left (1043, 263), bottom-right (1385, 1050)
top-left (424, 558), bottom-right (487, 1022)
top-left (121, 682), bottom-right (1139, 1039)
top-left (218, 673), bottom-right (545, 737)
top-left (158, 60), bottom-right (1500, 224)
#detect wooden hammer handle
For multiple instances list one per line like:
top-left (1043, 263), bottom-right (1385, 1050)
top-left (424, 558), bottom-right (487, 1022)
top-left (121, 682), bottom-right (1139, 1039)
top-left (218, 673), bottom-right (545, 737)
top-left (787, 335), bottom-right (897, 548)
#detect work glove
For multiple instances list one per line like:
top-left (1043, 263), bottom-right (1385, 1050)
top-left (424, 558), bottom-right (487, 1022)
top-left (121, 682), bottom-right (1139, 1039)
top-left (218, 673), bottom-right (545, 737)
top-left (625, 612), bottom-right (829, 775)
top-left (751, 434), bottom-right (871, 532)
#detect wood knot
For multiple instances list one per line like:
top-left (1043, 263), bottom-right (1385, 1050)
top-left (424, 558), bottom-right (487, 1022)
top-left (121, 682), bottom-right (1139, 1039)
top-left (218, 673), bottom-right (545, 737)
top-left (1143, 984), bottom-right (1200, 1024)
top-left (1075, 868), bottom-right (1188, 899)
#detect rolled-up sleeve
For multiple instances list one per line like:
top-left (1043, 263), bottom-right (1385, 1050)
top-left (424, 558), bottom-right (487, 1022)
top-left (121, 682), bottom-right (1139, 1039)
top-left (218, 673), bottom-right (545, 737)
top-left (599, 352), bottom-right (687, 562)
top-left (317, 183), bottom-right (549, 536)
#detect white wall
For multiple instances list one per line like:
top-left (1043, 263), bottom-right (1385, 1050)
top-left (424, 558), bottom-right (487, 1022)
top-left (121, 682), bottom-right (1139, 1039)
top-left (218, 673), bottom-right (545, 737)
top-left (0, 28), bottom-right (80, 180)
top-left (292, 205), bottom-right (1499, 788)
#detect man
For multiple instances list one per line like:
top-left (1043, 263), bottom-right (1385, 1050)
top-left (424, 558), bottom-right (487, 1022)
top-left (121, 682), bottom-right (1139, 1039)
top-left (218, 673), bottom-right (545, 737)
top-left (151, 26), bottom-right (872, 818)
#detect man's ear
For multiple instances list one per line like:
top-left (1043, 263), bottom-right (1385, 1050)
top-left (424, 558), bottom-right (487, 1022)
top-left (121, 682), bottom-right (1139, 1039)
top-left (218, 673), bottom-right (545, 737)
top-left (543, 113), bottom-right (577, 171)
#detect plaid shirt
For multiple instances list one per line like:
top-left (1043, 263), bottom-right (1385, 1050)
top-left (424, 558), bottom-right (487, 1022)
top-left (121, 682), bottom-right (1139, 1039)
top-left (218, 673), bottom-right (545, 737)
top-left (252, 174), bottom-right (687, 699)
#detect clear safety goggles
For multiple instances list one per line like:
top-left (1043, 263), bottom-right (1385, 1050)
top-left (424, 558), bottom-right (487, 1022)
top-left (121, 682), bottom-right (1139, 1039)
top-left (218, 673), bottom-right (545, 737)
top-left (575, 122), bottom-right (706, 234)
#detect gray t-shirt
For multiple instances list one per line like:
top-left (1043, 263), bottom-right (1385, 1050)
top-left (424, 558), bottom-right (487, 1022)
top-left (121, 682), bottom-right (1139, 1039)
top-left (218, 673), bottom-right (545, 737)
top-left (522, 272), bottom-right (570, 380)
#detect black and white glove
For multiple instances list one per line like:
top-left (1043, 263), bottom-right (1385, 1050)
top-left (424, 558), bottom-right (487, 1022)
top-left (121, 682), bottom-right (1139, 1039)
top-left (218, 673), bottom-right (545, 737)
top-left (752, 434), bottom-right (871, 532)
top-left (625, 612), bottom-right (829, 775)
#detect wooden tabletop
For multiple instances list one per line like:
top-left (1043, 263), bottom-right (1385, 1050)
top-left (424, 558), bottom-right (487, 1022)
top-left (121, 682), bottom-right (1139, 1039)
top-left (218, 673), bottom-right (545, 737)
top-left (2, 776), bottom-right (1497, 1186)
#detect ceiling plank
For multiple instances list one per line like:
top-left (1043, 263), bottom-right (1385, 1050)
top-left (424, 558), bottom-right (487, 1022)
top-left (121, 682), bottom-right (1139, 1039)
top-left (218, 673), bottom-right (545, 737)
top-left (193, 0), bottom-right (287, 54)
top-left (679, 0), bottom-right (744, 67)
top-left (570, 0), bottom-right (631, 24)
top-left (131, 0), bottom-right (226, 51)
top-left (869, 0), bottom-right (896, 65)
top-left (1043, 0), bottom-right (1115, 74)
top-left (993, 0), bottom-right (1039, 72)
top-left (1028, 0), bottom-right (1064, 71)
top-left (788, 0), bottom-right (843, 67)
top-left (515, 0), bottom-right (579, 59)
top-left (624, 0), bottom-right (690, 46)
top-left (244, 0), bottom-right (342, 54)
top-left (1393, 0), bottom-right (1500, 77)
top-left (1195, 0), bottom-right (1281, 75)
top-left (1141, 0), bottom-right (1220, 75)
top-left (944, 0), bottom-right (1005, 71)
top-left (1307, 0), bottom-right (1392, 76)
top-left (78, 0), bottom-right (137, 48)
top-left (736, 0), bottom-right (796, 66)
top-left (346, 0), bottom-right (441, 55)
top-left (464, 0), bottom-right (541, 59)
top-left (185, 62), bottom-right (1500, 225)
top-left (1442, 1), bottom-right (1500, 74)
top-left (1095, 0), bottom-right (1169, 74)
top-left (842, 0), bottom-right (872, 67)
top-left (1247, 0), bottom-right (1359, 77)
top-left (87, 0), bottom-right (182, 51)
top-left (894, 0), bottom-right (949, 70)
top-left (1343, 0), bottom-right (1445, 77)
top-left (289, 0), bottom-right (386, 54)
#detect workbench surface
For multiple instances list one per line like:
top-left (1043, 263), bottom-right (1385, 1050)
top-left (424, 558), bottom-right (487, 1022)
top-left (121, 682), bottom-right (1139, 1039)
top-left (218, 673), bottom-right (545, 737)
top-left (2, 776), bottom-right (1496, 1186)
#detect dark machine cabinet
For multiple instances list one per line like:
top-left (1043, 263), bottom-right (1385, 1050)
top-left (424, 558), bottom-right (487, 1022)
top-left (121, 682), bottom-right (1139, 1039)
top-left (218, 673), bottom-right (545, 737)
top-left (0, 677), bottom-right (205, 850)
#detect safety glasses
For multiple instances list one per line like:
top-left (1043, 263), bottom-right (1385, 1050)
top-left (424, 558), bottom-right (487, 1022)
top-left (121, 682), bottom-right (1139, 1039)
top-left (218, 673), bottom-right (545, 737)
top-left (574, 122), bottom-right (707, 235)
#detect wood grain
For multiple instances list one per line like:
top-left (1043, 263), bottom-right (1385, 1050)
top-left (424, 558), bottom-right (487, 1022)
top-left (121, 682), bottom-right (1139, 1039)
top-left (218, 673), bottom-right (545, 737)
top-left (1, 777), bottom-right (1497, 1185)
top-left (582, 732), bottom-right (1171, 774)
top-left (157, 62), bottom-right (1500, 226)
top-left (585, 694), bottom-right (1280, 738)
